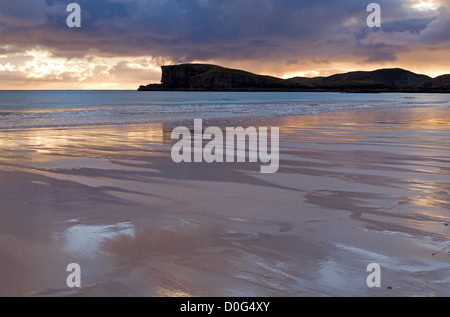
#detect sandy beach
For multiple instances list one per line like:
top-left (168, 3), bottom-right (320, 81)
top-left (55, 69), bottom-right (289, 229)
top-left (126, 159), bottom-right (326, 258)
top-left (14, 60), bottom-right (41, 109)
top-left (0, 106), bottom-right (449, 297)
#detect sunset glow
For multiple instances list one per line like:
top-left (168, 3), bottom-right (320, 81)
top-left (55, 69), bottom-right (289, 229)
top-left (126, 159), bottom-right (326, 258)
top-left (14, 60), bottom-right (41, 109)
top-left (410, 0), bottom-right (440, 11)
top-left (1, 0), bottom-right (450, 89)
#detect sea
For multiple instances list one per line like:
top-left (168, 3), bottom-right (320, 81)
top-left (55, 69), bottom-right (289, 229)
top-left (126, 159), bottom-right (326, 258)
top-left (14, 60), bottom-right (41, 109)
top-left (0, 91), bottom-right (449, 130)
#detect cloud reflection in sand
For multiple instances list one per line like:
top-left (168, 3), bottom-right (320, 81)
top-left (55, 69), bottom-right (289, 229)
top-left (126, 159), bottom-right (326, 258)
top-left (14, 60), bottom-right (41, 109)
top-left (63, 222), bottom-right (135, 257)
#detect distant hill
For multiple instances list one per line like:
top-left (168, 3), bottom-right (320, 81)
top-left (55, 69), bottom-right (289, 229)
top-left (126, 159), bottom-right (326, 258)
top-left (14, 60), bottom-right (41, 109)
top-left (292, 68), bottom-right (431, 89)
top-left (138, 64), bottom-right (450, 93)
top-left (422, 74), bottom-right (450, 90)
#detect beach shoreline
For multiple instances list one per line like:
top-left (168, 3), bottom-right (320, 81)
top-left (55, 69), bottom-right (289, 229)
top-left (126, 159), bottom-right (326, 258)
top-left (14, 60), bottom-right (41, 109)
top-left (0, 106), bottom-right (449, 297)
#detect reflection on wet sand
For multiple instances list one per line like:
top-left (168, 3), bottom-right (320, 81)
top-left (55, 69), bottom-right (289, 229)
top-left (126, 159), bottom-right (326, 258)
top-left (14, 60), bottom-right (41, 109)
top-left (0, 107), bottom-right (449, 296)
top-left (63, 222), bottom-right (135, 257)
top-left (0, 123), bottom-right (164, 156)
top-left (277, 108), bottom-right (450, 245)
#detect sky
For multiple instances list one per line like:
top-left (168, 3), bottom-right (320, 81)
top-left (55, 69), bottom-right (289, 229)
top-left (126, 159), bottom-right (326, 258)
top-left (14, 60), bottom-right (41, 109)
top-left (0, 0), bottom-right (449, 89)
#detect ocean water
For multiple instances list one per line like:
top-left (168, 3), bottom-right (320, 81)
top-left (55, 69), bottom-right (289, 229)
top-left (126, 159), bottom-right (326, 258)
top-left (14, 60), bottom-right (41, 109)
top-left (0, 90), bottom-right (449, 130)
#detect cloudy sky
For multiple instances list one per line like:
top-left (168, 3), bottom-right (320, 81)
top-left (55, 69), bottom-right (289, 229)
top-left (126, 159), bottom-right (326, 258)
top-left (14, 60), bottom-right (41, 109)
top-left (0, 0), bottom-right (449, 89)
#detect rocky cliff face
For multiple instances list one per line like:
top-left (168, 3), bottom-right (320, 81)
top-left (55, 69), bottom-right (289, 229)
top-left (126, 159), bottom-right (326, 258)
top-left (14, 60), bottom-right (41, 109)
top-left (159, 64), bottom-right (293, 90)
top-left (138, 64), bottom-right (450, 93)
top-left (161, 64), bottom-right (213, 88)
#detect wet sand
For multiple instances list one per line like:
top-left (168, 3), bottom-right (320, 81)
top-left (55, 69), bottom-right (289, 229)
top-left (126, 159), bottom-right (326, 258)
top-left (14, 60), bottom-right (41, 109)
top-left (0, 107), bottom-right (449, 297)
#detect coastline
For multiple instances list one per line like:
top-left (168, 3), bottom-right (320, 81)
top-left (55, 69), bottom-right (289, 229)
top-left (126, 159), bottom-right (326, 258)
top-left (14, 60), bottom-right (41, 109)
top-left (138, 64), bottom-right (450, 93)
top-left (0, 106), bottom-right (449, 296)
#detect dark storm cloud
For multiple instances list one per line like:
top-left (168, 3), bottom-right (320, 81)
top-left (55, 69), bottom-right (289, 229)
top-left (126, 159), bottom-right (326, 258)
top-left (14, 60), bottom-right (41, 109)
top-left (0, 0), bottom-right (448, 64)
top-left (360, 43), bottom-right (399, 63)
top-left (382, 17), bottom-right (437, 33)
